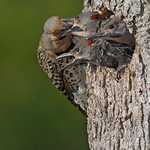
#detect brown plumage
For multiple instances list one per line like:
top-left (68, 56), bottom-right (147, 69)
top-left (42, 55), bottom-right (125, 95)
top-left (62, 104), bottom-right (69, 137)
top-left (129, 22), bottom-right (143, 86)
top-left (37, 16), bottom-right (74, 97)
top-left (37, 16), bottom-right (87, 113)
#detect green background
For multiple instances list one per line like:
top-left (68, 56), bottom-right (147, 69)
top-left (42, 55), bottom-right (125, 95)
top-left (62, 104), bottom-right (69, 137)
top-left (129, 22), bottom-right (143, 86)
top-left (0, 0), bottom-right (89, 149)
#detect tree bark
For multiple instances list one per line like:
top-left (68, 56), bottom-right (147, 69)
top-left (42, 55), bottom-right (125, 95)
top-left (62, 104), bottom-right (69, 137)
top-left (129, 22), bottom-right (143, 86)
top-left (83, 0), bottom-right (150, 149)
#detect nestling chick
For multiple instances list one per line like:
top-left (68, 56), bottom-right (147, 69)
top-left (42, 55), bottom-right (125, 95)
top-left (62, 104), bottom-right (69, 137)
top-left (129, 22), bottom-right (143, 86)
top-left (73, 7), bottom-right (114, 34)
top-left (91, 15), bottom-right (135, 70)
top-left (63, 14), bottom-right (135, 73)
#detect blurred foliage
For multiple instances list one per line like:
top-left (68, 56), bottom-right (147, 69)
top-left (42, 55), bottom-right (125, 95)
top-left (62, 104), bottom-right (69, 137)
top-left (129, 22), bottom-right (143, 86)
top-left (0, 0), bottom-right (89, 149)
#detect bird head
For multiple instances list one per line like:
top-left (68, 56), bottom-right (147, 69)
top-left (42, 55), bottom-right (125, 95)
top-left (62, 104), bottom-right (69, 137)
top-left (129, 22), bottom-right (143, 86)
top-left (74, 11), bottom-right (100, 30)
top-left (43, 16), bottom-right (73, 36)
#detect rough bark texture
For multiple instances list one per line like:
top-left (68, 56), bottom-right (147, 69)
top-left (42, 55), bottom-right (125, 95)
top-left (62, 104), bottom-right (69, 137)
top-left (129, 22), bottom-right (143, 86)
top-left (83, 0), bottom-right (150, 149)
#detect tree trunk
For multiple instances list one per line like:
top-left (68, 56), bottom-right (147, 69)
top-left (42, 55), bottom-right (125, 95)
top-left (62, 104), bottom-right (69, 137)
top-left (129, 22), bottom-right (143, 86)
top-left (83, 0), bottom-right (150, 149)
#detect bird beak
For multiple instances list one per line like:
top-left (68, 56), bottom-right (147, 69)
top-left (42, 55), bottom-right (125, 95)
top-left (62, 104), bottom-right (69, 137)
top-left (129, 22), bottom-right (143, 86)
top-left (62, 18), bottom-right (74, 29)
top-left (63, 23), bottom-right (73, 30)
top-left (56, 53), bottom-right (74, 59)
top-left (59, 25), bottom-right (83, 38)
top-left (71, 30), bottom-right (95, 38)
top-left (63, 25), bottom-right (89, 37)
top-left (58, 19), bottom-right (74, 37)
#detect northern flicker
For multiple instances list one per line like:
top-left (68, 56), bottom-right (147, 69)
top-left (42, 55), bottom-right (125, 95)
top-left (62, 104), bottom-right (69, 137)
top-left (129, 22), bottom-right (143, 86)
top-left (37, 16), bottom-right (87, 113)
top-left (37, 16), bottom-right (75, 96)
top-left (90, 15), bottom-right (135, 70)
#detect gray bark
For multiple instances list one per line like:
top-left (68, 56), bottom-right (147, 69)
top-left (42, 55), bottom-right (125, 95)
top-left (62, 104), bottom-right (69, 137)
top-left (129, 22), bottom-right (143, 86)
top-left (83, 0), bottom-right (150, 149)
